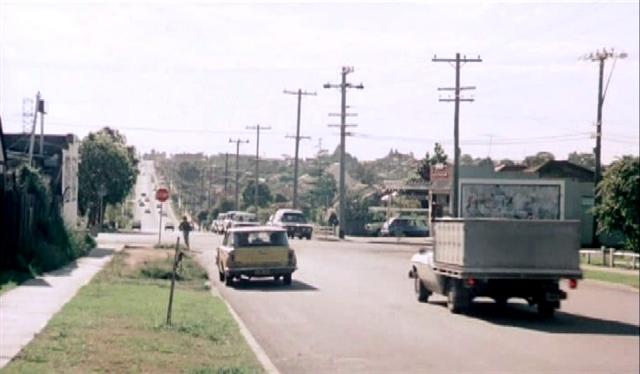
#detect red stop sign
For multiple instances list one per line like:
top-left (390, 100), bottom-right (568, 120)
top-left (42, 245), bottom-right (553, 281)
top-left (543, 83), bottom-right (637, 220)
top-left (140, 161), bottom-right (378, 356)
top-left (155, 187), bottom-right (170, 202)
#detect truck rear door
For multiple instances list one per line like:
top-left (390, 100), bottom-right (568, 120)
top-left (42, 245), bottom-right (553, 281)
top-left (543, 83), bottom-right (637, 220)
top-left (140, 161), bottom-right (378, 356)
top-left (232, 231), bottom-right (290, 267)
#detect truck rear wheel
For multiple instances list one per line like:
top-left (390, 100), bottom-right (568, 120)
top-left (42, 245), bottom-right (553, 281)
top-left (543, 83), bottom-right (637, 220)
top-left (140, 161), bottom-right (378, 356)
top-left (283, 274), bottom-right (292, 286)
top-left (447, 283), bottom-right (469, 314)
top-left (414, 277), bottom-right (431, 303)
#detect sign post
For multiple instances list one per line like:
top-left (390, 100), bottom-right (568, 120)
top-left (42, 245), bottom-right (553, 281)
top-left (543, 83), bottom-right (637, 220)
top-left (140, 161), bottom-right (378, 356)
top-left (155, 187), bottom-right (170, 245)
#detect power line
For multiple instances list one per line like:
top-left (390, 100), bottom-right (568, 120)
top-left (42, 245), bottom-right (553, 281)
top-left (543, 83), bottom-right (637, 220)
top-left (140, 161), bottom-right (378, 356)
top-left (323, 66), bottom-right (364, 239)
top-left (284, 88), bottom-right (316, 209)
top-left (433, 53), bottom-right (482, 218)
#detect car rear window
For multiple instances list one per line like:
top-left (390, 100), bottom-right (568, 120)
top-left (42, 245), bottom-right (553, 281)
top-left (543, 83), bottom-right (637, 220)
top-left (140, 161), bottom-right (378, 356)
top-left (233, 232), bottom-right (288, 247)
top-left (281, 213), bottom-right (306, 223)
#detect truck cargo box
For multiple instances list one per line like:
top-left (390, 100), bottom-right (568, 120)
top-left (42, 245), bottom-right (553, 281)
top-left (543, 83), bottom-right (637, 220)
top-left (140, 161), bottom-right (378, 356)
top-left (433, 218), bottom-right (581, 277)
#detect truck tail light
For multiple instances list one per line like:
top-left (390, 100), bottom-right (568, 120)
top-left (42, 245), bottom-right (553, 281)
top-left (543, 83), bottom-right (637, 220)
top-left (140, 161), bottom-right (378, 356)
top-left (569, 279), bottom-right (578, 289)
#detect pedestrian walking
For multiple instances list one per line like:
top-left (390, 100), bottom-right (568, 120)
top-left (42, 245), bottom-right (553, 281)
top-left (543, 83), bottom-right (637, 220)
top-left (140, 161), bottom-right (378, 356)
top-left (178, 216), bottom-right (192, 249)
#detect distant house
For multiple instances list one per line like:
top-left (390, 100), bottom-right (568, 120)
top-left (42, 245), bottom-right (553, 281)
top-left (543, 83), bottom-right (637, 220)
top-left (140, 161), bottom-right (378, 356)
top-left (5, 133), bottom-right (80, 227)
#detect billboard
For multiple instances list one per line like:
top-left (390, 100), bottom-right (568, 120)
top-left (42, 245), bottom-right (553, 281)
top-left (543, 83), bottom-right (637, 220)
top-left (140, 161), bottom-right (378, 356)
top-left (460, 180), bottom-right (564, 220)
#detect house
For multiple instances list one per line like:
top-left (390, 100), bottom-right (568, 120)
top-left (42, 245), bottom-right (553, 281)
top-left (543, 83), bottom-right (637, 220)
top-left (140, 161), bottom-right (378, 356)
top-left (4, 133), bottom-right (80, 227)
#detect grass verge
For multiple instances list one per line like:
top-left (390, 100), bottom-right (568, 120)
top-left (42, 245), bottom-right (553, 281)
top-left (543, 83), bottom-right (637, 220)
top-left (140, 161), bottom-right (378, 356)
top-left (584, 269), bottom-right (640, 289)
top-left (2, 249), bottom-right (263, 373)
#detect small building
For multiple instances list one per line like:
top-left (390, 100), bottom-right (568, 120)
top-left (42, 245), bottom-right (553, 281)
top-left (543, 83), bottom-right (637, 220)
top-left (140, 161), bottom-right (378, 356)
top-left (5, 133), bottom-right (80, 227)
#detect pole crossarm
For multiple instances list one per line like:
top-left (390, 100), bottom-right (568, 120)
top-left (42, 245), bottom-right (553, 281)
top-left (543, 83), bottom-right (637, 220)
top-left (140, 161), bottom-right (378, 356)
top-left (439, 98), bottom-right (475, 102)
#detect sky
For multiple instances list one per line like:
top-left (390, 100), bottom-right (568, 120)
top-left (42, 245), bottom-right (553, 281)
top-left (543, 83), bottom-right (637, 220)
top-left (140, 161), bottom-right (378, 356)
top-left (1, 1), bottom-right (638, 164)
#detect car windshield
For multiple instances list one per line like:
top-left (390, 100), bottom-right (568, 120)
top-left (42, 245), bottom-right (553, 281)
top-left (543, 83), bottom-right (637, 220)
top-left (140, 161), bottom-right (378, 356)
top-left (281, 213), bottom-right (306, 223)
top-left (233, 232), bottom-right (288, 247)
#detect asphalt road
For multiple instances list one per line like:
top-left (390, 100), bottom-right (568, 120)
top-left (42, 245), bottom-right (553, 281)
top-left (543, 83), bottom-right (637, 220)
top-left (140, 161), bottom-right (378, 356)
top-left (108, 161), bottom-right (639, 373)
top-left (187, 233), bottom-right (640, 374)
top-left (132, 160), bottom-right (179, 235)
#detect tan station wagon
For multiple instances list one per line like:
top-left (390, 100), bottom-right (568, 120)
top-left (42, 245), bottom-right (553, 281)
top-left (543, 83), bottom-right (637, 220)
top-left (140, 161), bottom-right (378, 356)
top-left (216, 226), bottom-right (297, 286)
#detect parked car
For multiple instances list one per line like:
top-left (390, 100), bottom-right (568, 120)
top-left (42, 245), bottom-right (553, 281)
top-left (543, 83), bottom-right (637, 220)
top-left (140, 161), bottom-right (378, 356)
top-left (132, 220), bottom-right (141, 230)
top-left (229, 212), bottom-right (259, 229)
top-left (211, 213), bottom-right (227, 234)
top-left (364, 221), bottom-right (385, 236)
top-left (267, 209), bottom-right (313, 239)
top-left (380, 216), bottom-right (429, 237)
top-left (216, 226), bottom-right (297, 286)
top-left (222, 211), bottom-right (240, 233)
top-left (144, 208), bottom-right (151, 214)
top-left (164, 222), bottom-right (175, 231)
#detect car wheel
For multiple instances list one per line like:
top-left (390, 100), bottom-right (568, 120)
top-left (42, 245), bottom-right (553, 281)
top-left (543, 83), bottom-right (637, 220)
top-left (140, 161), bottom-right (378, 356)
top-left (414, 276), bottom-right (431, 303)
top-left (225, 274), bottom-right (233, 286)
top-left (305, 234), bottom-right (311, 240)
top-left (283, 274), bottom-right (292, 286)
top-left (218, 269), bottom-right (225, 282)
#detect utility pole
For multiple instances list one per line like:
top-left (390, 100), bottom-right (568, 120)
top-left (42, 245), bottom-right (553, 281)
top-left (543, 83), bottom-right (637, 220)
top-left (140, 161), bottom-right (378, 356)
top-left (38, 97), bottom-right (46, 157)
top-left (207, 164), bottom-right (213, 210)
top-left (324, 67), bottom-right (364, 238)
top-left (581, 48), bottom-right (627, 246)
top-left (27, 91), bottom-right (41, 165)
top-left (246, 125), bottom-right (271, 209)
top-left (284, 89), bottom-right (316, 209)
top-left (223, 152), bottom-right (229, 200)
top-left (433, 53), bottom-right (482, 218)
top-left (229, 138), bottom-right (249, 211)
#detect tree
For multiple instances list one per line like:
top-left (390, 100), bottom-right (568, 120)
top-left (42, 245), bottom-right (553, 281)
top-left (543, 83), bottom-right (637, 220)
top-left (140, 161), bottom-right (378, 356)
top-left (568, 152), bottom-right (595, 170)
top-left (431, 143), bottom-right (448, 165)
top-left (475, 157), bottom-right (494, 167)
top-left (417, 143), bottom-right (449, 181)
top-left (242, 180), bottom-right (273, 208)
top-left (301, 173), bottom-right (337, 209)
top-left (353, 163), bottom-right (379, 186)
top-left (523, 151), bottom-right (555, 167)
top-left (78, 130), bottom-right (138, 225)
top-left (498, 158), bottom-right (515, 166)
top-left (594, 156), bottom-right (639, 251)
top-left (460, 154), bottom-right (474, 165)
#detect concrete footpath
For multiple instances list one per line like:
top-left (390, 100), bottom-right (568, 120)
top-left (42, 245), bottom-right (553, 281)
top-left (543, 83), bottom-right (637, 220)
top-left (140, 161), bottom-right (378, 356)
top-left (0, 244), bottom-right (123, 368)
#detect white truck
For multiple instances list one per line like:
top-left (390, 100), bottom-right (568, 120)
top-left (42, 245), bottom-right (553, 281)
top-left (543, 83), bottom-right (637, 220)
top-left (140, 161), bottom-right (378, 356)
top-left (409, 218), bottom-right (582, 317)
